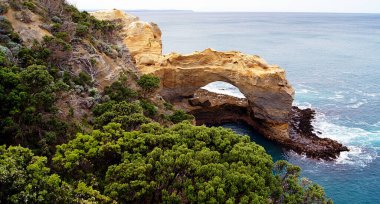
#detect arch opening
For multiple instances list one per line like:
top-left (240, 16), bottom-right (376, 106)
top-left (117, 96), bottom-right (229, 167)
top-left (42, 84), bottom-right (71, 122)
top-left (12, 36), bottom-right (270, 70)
top-left (201, 81), bottom-right (246, 99)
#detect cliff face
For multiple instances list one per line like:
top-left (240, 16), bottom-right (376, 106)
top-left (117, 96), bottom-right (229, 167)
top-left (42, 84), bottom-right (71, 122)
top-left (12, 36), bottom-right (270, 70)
top-left (91, 10), bottom-right (294, 140)
top-left (91, 10), bottom-right (347, 158)
top-left (91, 9), bottom-right (162, 58)
top-left (185, 89), bottom-right (348, 160)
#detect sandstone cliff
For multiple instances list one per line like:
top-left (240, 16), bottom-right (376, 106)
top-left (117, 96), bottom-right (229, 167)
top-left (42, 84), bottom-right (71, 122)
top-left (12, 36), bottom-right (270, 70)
top-left (92, 9), bottom-right (348, 159)
top-left (91, 9), bottom-right (162, 59)
top-left (91, 9), bottom-right (295, 141)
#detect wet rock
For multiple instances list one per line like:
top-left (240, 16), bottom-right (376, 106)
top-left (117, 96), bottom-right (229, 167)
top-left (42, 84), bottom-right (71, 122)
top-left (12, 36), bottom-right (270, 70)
top-left (183, 89), bottom-right (348, 160)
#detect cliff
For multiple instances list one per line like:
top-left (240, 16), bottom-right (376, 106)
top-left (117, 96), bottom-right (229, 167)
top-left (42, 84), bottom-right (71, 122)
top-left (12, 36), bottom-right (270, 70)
top-left (90, 9), bottom-right (348, 159)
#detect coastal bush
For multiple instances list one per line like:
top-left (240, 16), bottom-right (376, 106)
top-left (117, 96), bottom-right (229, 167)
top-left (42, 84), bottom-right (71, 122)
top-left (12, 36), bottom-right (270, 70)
top-left (0, 20), bottom-right (74, 154)
top-left (50, 121), bottom-right (332, 203)
top-left (140, 99), bottom-right (158, 117)
top-left (137, 74), bottom-right (160, 93)
top-left (75, 23), bottom-right (89, 37)
top-left (73, 71), bottom-right (92, 86)
top-left (169, 109), bottom-right (195, 123)
top-left (22, 1), bottom-right (36, 11)
top-left (0, 1), bottom-right (333, 203)
top-left (104, 78), bottom-right (138, 102)
top-left (0, 3), bottom-right (9, 15)
top-left (93, 101), bottom-right (151, 130)
top-left (0, 145), bottom-right (73, 203)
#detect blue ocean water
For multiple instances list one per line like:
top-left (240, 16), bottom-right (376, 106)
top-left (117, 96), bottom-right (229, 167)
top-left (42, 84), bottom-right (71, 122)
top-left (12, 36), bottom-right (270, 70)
top-left (130, 11), bottom-right (380, 203)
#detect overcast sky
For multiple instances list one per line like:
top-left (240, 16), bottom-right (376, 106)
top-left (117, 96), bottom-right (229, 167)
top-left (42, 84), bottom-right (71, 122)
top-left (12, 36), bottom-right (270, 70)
top-left (67, 0), bottom-right (380, 13)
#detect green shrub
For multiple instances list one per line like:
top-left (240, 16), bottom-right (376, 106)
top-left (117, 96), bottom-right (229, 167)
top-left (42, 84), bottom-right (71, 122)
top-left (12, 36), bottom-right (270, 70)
top-left (54, 32), bottom-right (69, 40)
top-left (140, 99), bottom-right (158, 117)
top-left (0, 145), bottom-right (74, 203)
top-left (76, 23), bottom-right (89, 37)
top-left (43, 36), bottom-right (71, 51)
top-left (0, 17), bottom-right (13, 34)
top-left (169, 110), bottom-right (195, 123)
top-left (73, 71), bottom-right (92, 86)
top-left (51, 23), bottom-right (62, 32)
top-left (104, 79), bottom-right (138, 102)
top-left (137, 74), bottom-right (160, 93)
top-left (0, 3), bottom-right (9, 15)
top-left (164, 102), bottom-right (173, 110)
top-left (51, 122), bottom-right (332, 203)
top-left (23, 1), bottom-right (36, 11)
top-left (93, 101), bottom-right (150, 130)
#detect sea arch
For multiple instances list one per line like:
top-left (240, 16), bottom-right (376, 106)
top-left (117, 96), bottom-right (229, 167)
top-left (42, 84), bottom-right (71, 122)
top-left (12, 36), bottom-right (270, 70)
top-left (137, 49), bottom-right (294, 139)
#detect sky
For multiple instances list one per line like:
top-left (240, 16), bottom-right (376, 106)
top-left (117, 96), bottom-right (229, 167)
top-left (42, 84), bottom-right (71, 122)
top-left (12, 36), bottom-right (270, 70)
top-left (67, 0), bottom-right (380, 13)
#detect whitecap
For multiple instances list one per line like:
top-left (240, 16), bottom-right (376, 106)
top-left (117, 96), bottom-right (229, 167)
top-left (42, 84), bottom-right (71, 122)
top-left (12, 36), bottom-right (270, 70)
top-left (327, 91), bottom-right (345, 101)
top-left (346, 99), bottom-right (368, 109)
top-left (201, 81), bottom-right (246, 98)
top-left (293, 101), bottom-right (312, 109)
top-left (312, 112), bottom-right (379, 167)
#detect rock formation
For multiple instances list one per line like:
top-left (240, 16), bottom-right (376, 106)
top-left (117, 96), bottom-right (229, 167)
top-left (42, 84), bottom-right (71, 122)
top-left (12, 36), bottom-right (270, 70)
top-left (184, 89), bottom-right (348, 160)
top-left (91, 9), bottom-right (348, 159)
top-left (138, 48), bottom-right (295, 140)
top-left (91, 9), bottom-right (162, 58)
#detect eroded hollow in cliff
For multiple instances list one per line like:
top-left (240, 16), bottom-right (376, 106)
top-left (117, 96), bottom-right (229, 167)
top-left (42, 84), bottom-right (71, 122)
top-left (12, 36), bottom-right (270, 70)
top-left (178, 81), bottom-right (254, 127)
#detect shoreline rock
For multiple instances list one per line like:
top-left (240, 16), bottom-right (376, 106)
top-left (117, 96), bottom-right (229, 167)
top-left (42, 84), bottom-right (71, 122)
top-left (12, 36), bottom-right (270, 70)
top-left (181, 89), bottom-right (349, 160)
top-left (91, 10), bottom-right (348, 160)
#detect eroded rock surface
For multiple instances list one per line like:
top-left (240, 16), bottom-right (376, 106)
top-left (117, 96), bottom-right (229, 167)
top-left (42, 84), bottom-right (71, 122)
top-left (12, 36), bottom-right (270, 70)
top-left (140, 48), bottom-right (295, 140)
top-left (91, 9), bottom-right (162, 58)
top-left (185, 89), bottom-right (348, 160)
top-left (92, 9), bottom-right (348, 159)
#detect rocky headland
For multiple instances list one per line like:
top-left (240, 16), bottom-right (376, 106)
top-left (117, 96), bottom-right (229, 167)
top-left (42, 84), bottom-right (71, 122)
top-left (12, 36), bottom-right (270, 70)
top-left (91, 9), bottom-right (348, 160)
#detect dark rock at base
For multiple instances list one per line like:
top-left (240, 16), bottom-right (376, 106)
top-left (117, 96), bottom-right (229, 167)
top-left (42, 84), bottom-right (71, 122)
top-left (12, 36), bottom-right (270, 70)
top-left (181, 89), bottom-right (349, 161)
top-left (288, 106), bottom-right (349, 160)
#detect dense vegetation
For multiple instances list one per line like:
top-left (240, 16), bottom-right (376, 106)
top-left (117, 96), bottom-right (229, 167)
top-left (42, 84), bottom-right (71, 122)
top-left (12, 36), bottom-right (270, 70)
top-left (0, 0), bottom-right (332, 203)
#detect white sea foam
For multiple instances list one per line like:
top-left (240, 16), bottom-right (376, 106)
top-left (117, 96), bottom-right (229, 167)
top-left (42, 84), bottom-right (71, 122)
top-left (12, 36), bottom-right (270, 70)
top-left (296, 88), bottom-right (319, 94)
top-left (202, 81), bottom-right (246, 98)
top-left (346, 99), bottom-right (368, 109)
top-left (312, 111), bottom-right (379, 167)
top-left (327, 91), bottom-right (345, 101)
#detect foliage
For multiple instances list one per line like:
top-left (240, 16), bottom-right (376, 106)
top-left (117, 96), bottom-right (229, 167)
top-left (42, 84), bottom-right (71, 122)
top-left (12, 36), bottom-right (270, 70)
top-left (73, 71), bottom-right (92, 86)
top-left (75, 23), bottom-right (89, 37)
top-left (23, 1), bottom-right (36, 11)
top-left (0, 19), bottom-right (72, 155)
top-left (0, 145), bottom-right (73, 203)
top-left (0, 3), bottom-right (9, 15)
top-left (140, 99), bottom-right (158, 117)
top-left (169, 110), bottom-right (195, 123)
top-left (104, 77), bottom-right (138, 102)
top-left (93, 101), bottom-right (151, 130)
top-left (137, 74), bottom-right (160, 93)
top-left (273, 160), bottom-right (333, 204)
top-left (0, 2), bottom-right (333, 204)
top-left (51, 122), bottom-right (332, 203)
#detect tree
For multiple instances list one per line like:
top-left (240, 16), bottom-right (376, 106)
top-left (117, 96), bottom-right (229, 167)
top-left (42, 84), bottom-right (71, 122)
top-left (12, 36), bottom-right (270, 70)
top-left (137, 74), bottom-right (160, 95)
top-left (169, 110), bottom-right (195, 123)
top-left (0, 145), bottom-right (73, 203)
top-left (52, 122), bottom-right (332, 203)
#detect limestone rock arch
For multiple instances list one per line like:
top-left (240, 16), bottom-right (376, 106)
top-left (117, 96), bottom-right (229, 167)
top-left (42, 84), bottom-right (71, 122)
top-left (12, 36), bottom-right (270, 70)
top-left (91, 10), bottom-right (294, 139)
top-left (138, 49), bottom-right (295, 139)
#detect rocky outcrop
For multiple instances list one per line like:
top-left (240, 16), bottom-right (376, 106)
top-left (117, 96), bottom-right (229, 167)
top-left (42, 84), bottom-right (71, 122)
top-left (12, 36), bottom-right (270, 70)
top-left (91, 9), bottom-right (162, 59)
top-left (4, 8), bottom-right (52, 44)
top-left (139, 48), bottom-right (294, 140)
top-left (92, 9), bottom-right (348, 159)
top-left (184, 89), bottom-right (348, 160)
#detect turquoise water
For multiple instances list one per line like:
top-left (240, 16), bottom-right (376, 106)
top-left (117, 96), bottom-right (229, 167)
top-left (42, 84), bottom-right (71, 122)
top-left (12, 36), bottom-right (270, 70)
top-left (130, 11), bottom-right (380, 203)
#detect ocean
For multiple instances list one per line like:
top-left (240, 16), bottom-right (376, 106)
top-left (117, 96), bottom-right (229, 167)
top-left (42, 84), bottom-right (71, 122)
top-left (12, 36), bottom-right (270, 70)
top-left (129, 11), bottom-right (380, 203)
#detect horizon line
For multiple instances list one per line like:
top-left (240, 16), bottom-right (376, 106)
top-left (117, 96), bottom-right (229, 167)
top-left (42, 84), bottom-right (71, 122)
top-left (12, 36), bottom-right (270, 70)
top-left (84, 8), bottom-right (380, 14)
